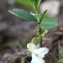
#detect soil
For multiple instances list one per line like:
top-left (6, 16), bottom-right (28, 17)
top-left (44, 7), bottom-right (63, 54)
top-left (0, 0), bottom-right (63, 63)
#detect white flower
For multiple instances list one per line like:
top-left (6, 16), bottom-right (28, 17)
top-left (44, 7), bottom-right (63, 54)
top-left (27, 43), bottom-right (49, 63)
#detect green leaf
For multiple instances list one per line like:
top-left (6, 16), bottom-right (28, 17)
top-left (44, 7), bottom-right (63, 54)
top-left (40, 17), bottom-right (58, 30)
top-left (31, 0), bottom-right (35, 2)
top-left (16, 0), bottom-right (34, 11)
top-left (20, 0), bottom-right (35, 9)
top-left (42, 10), bottom-right (48, 18)
top-left (36, 0), bottom-right (41, 9)
top-left (38, 10), bottom-right (48, 21)
top-left (9, 8), bottom-right (37, 21)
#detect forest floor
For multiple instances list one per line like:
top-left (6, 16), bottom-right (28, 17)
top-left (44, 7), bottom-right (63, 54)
top-left (0, 0), bottom-right (63, 63)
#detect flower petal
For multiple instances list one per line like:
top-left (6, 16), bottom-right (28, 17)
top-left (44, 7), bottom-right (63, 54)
top-left (27, 43), bottom-right (37, 52)
top-left (31, 53), bottom-right (45, 63)
top-left (34, 47), bottom-right (49, 58)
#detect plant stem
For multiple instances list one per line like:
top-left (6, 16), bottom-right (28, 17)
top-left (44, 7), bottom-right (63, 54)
top-left (36, 11), bottom-right (40, 23)
top-left (36, 10), bottom-right (42, 47)
top-left (39, 27), bottom-right (42, 47)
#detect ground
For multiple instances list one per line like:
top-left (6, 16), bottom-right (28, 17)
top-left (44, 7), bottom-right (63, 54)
top-left (0, 0), bottom-right (63, 63)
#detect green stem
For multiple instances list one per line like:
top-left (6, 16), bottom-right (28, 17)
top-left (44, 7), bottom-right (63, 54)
top-left (36, 10), bottom-right (40, 23)
top-left (39, 28), bottom-right (42, 47)
top-left (36, 10), bottom-right (42, 47)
